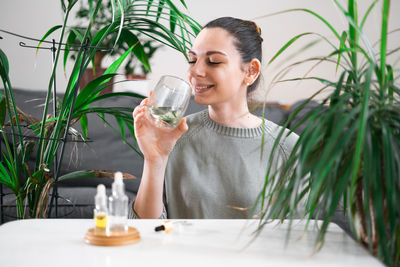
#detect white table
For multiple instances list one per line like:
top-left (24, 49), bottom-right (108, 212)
top-left (0, 219), bottom-right (383, 267)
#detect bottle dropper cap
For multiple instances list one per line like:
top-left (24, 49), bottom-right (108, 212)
top-left (112, 172), bottom-right (125, 195)
top-left (95, 184), bottom-right (107, 207)
top-left (114, 172), bottom-right (123, 184)
top-left (97, 184), bottom-right (106, 195)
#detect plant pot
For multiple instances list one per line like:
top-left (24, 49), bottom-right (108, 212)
top-left (125, 74), bottom-right (147, 80)
top-left (79, 51), bottom-right (113, 94)
top-left (79, 67), bottom-right (114, 94)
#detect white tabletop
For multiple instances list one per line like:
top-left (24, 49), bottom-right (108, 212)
top-left (0, 219), bottom-right (383, 267)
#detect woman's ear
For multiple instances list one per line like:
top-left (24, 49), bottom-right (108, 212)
top-left (245, 59), bottom-right (261, 86)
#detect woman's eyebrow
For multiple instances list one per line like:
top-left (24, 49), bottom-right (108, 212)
top-left (206, 51), bottom-right (227, 56)
top-left (188, 50), bottom-right (227, 56)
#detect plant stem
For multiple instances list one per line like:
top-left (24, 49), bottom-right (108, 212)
top-left (369, 192), bottom-right (378, 255)
top-left (355, 179), bottom-right (367, 242)
top-left (35, 4), bottom-right (73, 179)
top-left (15, 193), bottom-right (24, 219)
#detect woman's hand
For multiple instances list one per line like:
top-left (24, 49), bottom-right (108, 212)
top-left (133, 97), bottom-right (188, 162)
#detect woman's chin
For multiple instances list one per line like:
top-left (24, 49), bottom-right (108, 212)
top-left (194, 94), bottom-right (210, 106)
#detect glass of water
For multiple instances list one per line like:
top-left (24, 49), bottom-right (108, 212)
top-left (146, 75), bottom-right (192, 129)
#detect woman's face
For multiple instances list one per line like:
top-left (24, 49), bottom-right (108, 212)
top-left (187, 27), bottom-right (248, 106)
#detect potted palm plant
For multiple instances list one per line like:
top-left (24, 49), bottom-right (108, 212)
top-left (64, 0), bottom-right (197, 91)
top-left (257, 0), bottom-right (399, 266)
top-left (0, 0), bottom-right (200, 220)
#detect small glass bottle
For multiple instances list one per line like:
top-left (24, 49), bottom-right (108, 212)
top-left (94, 184), bottom-right (108, 234)
top-left (108, 172), bottom-right (128, 232)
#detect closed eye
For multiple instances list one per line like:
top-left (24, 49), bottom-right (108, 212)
top-left (187, 60), bottom-right (222, 65)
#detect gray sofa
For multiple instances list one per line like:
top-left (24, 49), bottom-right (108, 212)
top-left (0, 88), bottom-right (303, 223)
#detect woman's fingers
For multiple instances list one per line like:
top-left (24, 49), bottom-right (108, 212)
top-left (133, 98), bottom-right (149, 118)
top-left (133, 104), bottom-right (150, 133)
top-left (171, 117), bottom-right (188, 139)
top-left (140, 97), bottom-right (149, 106)
top-left (133, 110), bottom-right (149, 137)
top-left (178, 117), bottom-right (188, 132)
top-left (133, 105), bottom-right (145, 118)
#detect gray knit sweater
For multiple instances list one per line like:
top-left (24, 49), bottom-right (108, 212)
top-left (157, 109), bottom-right (298, 219)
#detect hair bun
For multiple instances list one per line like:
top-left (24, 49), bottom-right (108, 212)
top-left (255, 24), bottom-right (261, 35)
top-left (242, 20), bottom-right (262, 36)
top-left (252, 22), bottom-right (263, 42)
top-left (248, 20), bottom-right (261, 36)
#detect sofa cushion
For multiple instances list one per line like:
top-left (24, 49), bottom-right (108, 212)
top-left (288, 99), bottom-right (321, 135)
top-left (250, 103), bottom-right (288, 126)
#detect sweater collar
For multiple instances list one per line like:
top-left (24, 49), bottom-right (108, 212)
top-left (201, 110), bottom-right (268, 138)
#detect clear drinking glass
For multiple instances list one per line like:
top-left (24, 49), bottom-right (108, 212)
top-left (146, 75), bottom-right (192, 129)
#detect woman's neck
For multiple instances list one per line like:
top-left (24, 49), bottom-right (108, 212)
top-left (208, 102), bottom-right (262, 128)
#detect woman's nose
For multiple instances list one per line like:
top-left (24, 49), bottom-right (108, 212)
top-left (189, 61), bottom-right (206, 77)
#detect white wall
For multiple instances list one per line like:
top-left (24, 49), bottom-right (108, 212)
top-left (1, 0), bottom-right (399, 104)
top-left (0, 1), bottom-right (70, 92)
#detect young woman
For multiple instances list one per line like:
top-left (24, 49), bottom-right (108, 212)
top-left (131, 17), bottom-right (298, 219)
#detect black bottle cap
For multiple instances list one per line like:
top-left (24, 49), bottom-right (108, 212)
top-left (155, 225), bottom-right (166, 232)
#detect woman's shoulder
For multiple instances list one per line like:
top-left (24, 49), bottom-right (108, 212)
top-left (185, 109), bottom-right (208, 125)
top-left (174, 110), bottom-right (208, 147)
top-left (262, 119), bottom-right (299, 154)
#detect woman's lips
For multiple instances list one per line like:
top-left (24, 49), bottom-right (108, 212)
top-left (194, 84), bottom-right (214, 94)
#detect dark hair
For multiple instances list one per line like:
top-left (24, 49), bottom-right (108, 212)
top-left (203, 17), bottom-right (263, 94)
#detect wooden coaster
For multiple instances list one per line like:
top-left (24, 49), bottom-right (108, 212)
top-left (84, 226), bottom-right (140, 246)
